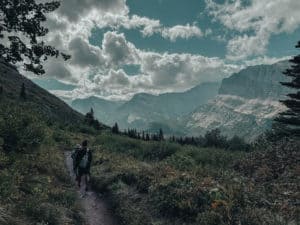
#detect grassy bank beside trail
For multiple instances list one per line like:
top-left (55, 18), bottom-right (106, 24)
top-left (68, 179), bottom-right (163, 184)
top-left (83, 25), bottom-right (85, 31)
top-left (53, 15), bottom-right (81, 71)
top-left (89, 132), bottom-right (298, 225)
top-left (89, 132), bottom-right (247, 225)
top-left (0, 139), bottom-right (85, 225)
top-left (0, 103), bottom-right (85, 225)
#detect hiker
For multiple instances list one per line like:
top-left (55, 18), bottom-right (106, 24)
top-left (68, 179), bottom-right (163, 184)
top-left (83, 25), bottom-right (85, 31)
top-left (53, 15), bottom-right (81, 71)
top-left (71, 144), bottom-right (81, 166)
top-left (72, 140), bottom-right (92, 192)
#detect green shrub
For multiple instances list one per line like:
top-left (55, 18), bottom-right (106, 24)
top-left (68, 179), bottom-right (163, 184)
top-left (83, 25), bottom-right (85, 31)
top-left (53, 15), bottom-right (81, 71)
top-left (165, 153), bottom-right (196, 171)
top-left (150, 175), bottom-right (209, 219)
top-left (139, 142), bottom-right (179, 161)
top-left (24, 200), bottom-right (61, 225)
top-left (196, 211), bottom-right (225, 225)
top-left (48, 189), bottom-right (77, 208)
top-left (0, 105), bottom-right (45, 152)
top-left (78, 124), bottom-right (97, 135)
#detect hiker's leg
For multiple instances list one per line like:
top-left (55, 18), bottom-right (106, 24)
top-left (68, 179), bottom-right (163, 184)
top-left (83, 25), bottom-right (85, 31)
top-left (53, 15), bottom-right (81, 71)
top-left (85, 173), bottom-right (89, 191)
top-left (77, 175), bottom-right (81, 187)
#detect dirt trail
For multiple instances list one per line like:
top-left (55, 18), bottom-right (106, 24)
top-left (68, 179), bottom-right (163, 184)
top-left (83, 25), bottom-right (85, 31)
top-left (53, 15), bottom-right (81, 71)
top-left (64, 152), bottom-right (117, 225)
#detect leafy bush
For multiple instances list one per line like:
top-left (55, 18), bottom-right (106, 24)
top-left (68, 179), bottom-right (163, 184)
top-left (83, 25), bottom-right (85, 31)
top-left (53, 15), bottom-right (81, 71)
top-left (204, 129), bottom-right (228, 148)
top-left (24, 200), bottom-right (61, 225)
top-left (0, 105), bottom-right (45, 152)
top-left (227, 135), bottom-right (250, 151)
top-left (150, 175), bottom-right (210, 219)
top-left (139, 142), bottom-right (180, 161)
top-left (196, 211), bottom-right (225, 225)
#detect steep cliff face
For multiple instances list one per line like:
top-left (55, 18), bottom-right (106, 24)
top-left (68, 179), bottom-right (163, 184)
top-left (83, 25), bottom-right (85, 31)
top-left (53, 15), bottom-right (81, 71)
top-left (219, 61), bottom-right (290, 100)
top-left (183, 95), bottom-right (286, 141)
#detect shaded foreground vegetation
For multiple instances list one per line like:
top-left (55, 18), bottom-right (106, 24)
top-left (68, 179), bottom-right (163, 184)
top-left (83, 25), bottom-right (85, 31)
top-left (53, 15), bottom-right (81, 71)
top-left (80, 131), bottom-right (299, 225)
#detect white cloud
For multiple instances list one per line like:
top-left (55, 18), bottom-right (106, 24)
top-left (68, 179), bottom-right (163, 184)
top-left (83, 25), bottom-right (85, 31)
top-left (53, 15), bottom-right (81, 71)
top-left (95, 14), bottom-right (203, 41)
top-left (57, 0), bottom-right (128, 22)
top-left (102, 32), bottom-right (139, 67)
top-left (161, 24), bottom-right (203, 42)
top-left (244, 55), bottom-right (291, 67)
top-left (48, 30), bottom-right (241, 100)
top-left (32, 0), bottom-right (298, 101)
top-left (69, 37), bottom-right (105, 67)
top-left (37, 0), bottom-right (207, 85)
top-left (226, 31), bottom-right (270, 60)
top-left (206, 0), bottom-right (300, 60)
top-left (95, 69), bottom-right (130, 88)
top-left (139, 51), bottom-right (240, 90)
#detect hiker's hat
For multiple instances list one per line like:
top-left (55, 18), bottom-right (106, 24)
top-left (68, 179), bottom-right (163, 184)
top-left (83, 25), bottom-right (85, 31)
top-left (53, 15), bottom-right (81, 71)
top-left (75, 144), bottom-right (81, 149)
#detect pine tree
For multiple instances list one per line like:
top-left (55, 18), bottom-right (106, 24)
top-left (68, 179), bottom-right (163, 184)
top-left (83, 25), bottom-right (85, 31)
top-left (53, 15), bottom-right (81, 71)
top-left (20, 83), bottom-right (26, 100)
top-left (159, 128), bottom-right (164, 141)
top-left (112, 123), bottom-right (119, 134)
top-left (84, 110), bottom-right (94, 126)
top-left (0, 86), bottom-right (3, 95)
top-left (90, 108), bottom-right (94, 117)
top-left (275, 41), bottom-right (300, 136)
top-left (146, 133), bottom-right (150, 141)
top-left (93, 119), bottom-right (101, 130)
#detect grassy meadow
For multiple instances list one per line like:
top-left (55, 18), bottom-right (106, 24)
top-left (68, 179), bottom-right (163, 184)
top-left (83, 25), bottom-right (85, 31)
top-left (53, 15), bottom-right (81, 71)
top-left (79, 131), bottom-right (298, 225)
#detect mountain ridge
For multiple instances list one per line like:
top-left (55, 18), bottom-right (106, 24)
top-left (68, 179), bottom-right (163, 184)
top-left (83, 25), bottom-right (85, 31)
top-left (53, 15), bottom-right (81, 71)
top-left (219, 60), bottom-right (290, 99)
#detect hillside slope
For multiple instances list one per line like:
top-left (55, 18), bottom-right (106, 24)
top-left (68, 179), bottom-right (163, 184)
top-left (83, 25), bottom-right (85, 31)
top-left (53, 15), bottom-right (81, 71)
top-left (0, 59), bottom-right (83, 124)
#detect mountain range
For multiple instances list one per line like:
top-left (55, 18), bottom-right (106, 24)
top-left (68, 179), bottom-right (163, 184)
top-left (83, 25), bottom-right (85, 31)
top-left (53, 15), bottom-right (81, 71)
top-left (72, 82), bottom-right (220, 134)
top-left (70, 60), bottom-right (290, 140)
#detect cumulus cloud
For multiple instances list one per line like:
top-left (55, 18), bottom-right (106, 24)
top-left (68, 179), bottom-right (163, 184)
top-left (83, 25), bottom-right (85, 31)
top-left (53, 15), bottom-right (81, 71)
top-left (40, 26), bottom-right (242, 100)
top-left (226, 31), bottom-right (270, 60)
top-left (35, 0), bottom-right (211, 85)
top-left (69, 37), bottom-right (104, 67)
top-left (139, 52), bottom-right (240, 90)
top-left (161, 24), bottom-right (203, 42)
top-left (206, 0), bottom-right (300, 60)
top-left (102, 32), bottom-right (139, 67)
top-left (43, 59), bottom-right (74, 81)
top-left (57, 0), bottom-right (128, 22)
top-left (95, 14), bottom-right (203, 41)
top-left (95, 69), bottom-right (130, 88)
top-left (32, 0), bottom-right (294, 100)
top-left (52, 30), bottom-right (241, 100)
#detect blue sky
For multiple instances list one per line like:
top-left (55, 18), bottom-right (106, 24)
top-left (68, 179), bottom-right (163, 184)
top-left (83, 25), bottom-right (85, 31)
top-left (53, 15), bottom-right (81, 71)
top-left (32, 0), bottom-right (300, 100)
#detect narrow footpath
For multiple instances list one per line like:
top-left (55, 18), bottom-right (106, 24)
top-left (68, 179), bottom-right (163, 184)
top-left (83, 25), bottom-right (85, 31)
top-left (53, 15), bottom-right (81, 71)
top-left (64, 152), bottom-right (117, 225)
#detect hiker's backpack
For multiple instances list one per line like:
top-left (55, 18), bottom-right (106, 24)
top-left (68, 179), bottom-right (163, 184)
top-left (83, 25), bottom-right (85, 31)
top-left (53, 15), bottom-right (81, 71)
top-left (79, 149), bottom-right (89, 168)
top-left (71, 150), bottom-right (77, 160)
